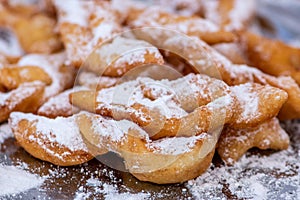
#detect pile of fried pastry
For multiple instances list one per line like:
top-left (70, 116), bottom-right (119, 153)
top-left (1, 0), bottom-right (299, 184)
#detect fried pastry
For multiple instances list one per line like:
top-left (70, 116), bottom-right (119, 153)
top-left (71, 74), bottom-right (234, 139)
top-left (77, 71), bottom-right (119, 90)
top-left (0, 81), bottom-right (45, 123)
top-left (0, 65), bottom-right (52, 91)
top-left (212, 42), bottom-right (248, 64)
top-left (134, 32), bottom-right (299, 119)
top-left (217, 118), bottom-right (290, 165)
top-left (127, 7), bottom-right (237, 45)
top-left (37, 86), bottom-right (86, 118)
top-left (70, 74), bottom-right (287, 139)
top-left (17, 53), bottom-right (75, 102)
top-left (53, 0), bottom-right (121, 67)
top-left (9, 112), bottom-right (93, 166)
top-left (0, 5), bottom-right (62, 53)
top-left (240, 31), bottom-right (300, 86)
top-left (84, 37), bottom-right (164, 77)
top-left (77, 112), bottom-right (216, 184)
top-left (202, 0), bottom-right (256, 31)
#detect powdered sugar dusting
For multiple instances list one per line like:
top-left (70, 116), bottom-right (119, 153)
top-left (187, 145), bottom-right (300, 200)
top-left (9, 112), bottom-right (88, 152)
top-left (149, 134), bottom-right (208, 155)
top-left (231, 83), bottom-right (258, 122)
top-left (0, 165), bottom-right (45, 197)
top-left (38, 86), bottom-right (86, 117)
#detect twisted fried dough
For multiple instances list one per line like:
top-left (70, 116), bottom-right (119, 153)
top-left (70, 74), bottom-right (287, 139)
top-left (77, 112), bottom-right (216, 184)
top-left (217, 118), bottom-right (290, 165)
top-left (0, 81), bottom-right (45, 123)
top-left (202, 0), bottom-right (256, 31)
top-left (0, 4), bottom-right (62, 53)
top-left (84, 37), bottom-right (164, 77)
top-left (0, 65), bottom-right (52, 91)
top-left (240, 31), bottom-right (300, 86)
top-left (9, 112), bottom-right (93, 166)
top-left (127, 7), bottom-right (237, 45)
top-left (134, 32), bottom-right (299, 119)
top-left (53, 0), bottom-right (121, 67)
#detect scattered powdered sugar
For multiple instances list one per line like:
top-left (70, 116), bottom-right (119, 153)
top-left (74, 177), bottom-right (151, 200)
top-left (0, 165), bottom-right (45, 197)
top-left (0, 123), bottom-right (13, 143)
top-left (187, 146), bottom-right (300, 200)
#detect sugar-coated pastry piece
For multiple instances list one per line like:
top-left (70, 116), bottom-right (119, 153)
top-left (71, 74), bottom-right (287, 139)
top-left (0, 65), bottom-right (52, 91)
top-left (77, 71), bottom-right (119, 90)
top-left (71, 74), bottom-right (236, 139)
top-left (135, 32), bottom-right (300, 119)
top-left (85, 37), bottom-right (164, 77)
top-left (0, 5), bottom-right (62, 53)
top-left (9, 112), bottom-right (93, 166)
top-left (230, 83), bottom-right (287, 128)
top-left (38, 86), bottom-right (87, 118)
top-left (53, 0), bottom-right (121, 67)
top-left (17, 53), bottom-right (76, 102)
top-left (0, 81), bottom-right (45, 123)
top-left (128, 7), bottom-right (236, 45)
top-left (202, 0), bottom-right (256, 31)
top-left (77, 112), bottom-right (216, 184)
top-left (217, 118), bottom-right (290, 165)
top-left (240, 31), bottom-right (300, 86)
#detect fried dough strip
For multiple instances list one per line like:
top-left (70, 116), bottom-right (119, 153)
top-left (217, 118), bottom-right (290, 165)
top-left (53, 0), bottom-right (121, 67)
top-left (70, 74), bottom-right (287, 139)
top-left (134, 32), bottom-right (299, 119)
top-left (127, 7), bottom-right (236, 45)
top-left (77, 112), bottom-right (215, 184)
top-left (0, 5), bottom-right (62, 53)
top-left (0, 66), bottom-right (52, 91)
top-left (202, 0), bottom-right (256, 31)
top-left (240, 31), bottom-right (300, 86)
top-left (37, 86), bottom-right (86, 118)
top-left (17, 53), bottom-right (75, 102)
top-left (84, 37), bottom-right (164, 77)
top-left (0, 81), bottom-right (45, 123)
top-left (9, 112), bottom-right (93, 166)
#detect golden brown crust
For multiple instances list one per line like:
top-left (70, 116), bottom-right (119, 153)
top-left (0, 81), bottom-right (45, 123)
top-left (218, 118), bottom-right (290, 165)
top-left (9, 112), bottom-right (93, 166)
top-left (77, 112), bottom-right (216, 184)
